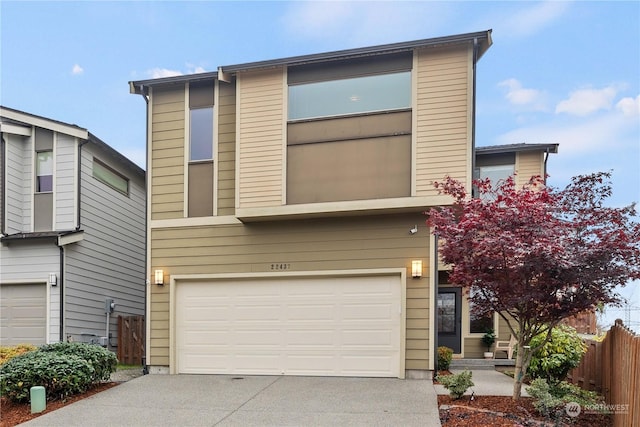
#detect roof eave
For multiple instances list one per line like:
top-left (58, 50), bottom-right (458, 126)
top-left (220, 29), bottom-right (493, 75)
top-left (476, 143), bottom-right (559, 155)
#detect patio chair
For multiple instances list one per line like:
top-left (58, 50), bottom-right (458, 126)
top-left (494, 334), bottom-right (517, 359)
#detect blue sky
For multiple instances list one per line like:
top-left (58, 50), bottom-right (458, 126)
top-left (1, 1), bottom-right (639, 329)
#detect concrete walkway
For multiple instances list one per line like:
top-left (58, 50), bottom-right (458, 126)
top-left (434, 369), bottom-right (529, 397)
top-left (20, 375), bottom-right (442, 427)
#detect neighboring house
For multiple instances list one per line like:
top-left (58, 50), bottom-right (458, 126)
top-left (0, 106), bottom-right (146, 351)
top-left (128, 29), bottom-right (557, 379)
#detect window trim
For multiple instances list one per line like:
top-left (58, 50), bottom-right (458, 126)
top-left (92, 158), bottom-right (129, 196)
top-left (35, 150), bottom-right (53, 193)
top-left (189, 106), bottom-right (214, 162)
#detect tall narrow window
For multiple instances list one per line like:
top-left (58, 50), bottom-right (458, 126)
top-left (188, 80), bottom-right (215, 217)
top-left (36, 151), bottom-right (53, 192)
top-left (189, 107), bottom-right (213, 161)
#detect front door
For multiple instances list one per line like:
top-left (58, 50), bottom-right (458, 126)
top-left (437, 287), bottom-right (462, 354)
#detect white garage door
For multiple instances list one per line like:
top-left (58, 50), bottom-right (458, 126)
top-left (0, 283), bottom-right (47, 346)
top-left (176, 275), bottom-right (402, 377)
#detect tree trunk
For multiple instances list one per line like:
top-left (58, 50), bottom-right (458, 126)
top-left (512, 343), bottom-right (531, 400)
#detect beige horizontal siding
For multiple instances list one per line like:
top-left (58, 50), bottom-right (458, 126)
top-left (415, 45), bottom-right (472, 198)
top-left (150, 85), bottom-right (185, 220)
top-left (516, 151), bottom-right (544, 188)
top-left (237, 68), bottom-right (284, 209)
top-left (149, 213), bottom-right (432, 370)
top-left (217, 81), bottom-right (236, 216)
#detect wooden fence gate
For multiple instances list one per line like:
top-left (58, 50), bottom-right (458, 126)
top-left (567, 319), bottom-right (638, 427)
top-left (117, 315), bottom-right (145, 365)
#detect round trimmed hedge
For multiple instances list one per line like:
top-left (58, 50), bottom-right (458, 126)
top-left (39, 342), bottom-right (117, 382)
top-left (0, 342), bottom-right (117, 403)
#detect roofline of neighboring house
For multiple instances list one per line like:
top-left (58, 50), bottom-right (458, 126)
top-left (476, 143), bottom-right (559, 155)
top-left (0, 106), bottom-right (144, 179)
top-left (129, 29), bottom-right (493, 95)
top-left (1, 105), bottom-right (88, 139)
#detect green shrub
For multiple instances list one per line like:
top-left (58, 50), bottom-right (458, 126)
top-left (0, 351), bottom-right (95, 402)
top-left (528, 325), bottom-right (587, 384)
top-left (0, 344), bottom-right (38, 365)
top-left (437, 346), bottom-right (453, 370)
top-left (526, 378), bottom-right (601, 421)
top-left (438, 370), bottom-right (474, 400)
top-left (39, 342), bottom-right (117, 382)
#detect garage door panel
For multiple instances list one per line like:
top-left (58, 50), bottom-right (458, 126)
top-left (176, 275), bottom-right (402, 377)
top-left (0, 284), bottom-right (47, 346)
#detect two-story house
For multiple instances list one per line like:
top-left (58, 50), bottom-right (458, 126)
top-left (130, 30), bottom-right (554, 378)
top-left (0, 107), bottom-right (146, 350)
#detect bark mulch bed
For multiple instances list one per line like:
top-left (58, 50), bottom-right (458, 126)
top-left (435, 370), bottom-right (612, 426)
top-left (438, 394), bottom-right (612, 426)
top-left (0, 382), bottom-right (118, 427)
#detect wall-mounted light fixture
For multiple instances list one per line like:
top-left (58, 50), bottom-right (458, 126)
top-left (154, 269), bottom-right (164, 286)
top-left (48, 273), bottom-right (57, 286)
top-left (411, 260), bottom-right (422, 279)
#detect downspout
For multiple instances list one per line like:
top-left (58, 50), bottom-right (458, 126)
top-left (135, 84), bottom-right (150, 374)
top-left (433, 235), bottom-right (439, 380)
top-left (59, 245), bottom-right (64, 341)
top-left (471, 37), bottom-right (479, 182)
top-left (1, 136), bottom-right (6, 236)
top-left (76, 140), bottom-right (89, 230)
top-left (543, 147), bottom-right (551, 183)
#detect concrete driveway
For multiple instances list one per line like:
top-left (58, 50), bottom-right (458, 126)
top-left (21, 375), bottom-right (441, 427)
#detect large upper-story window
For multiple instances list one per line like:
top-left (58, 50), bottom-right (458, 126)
top-left (288, 72), bottom-right (411, 121)
top-left (36, 150), bottom-right (53, 192)
top-left (286, 52), bottom-right (413, 205)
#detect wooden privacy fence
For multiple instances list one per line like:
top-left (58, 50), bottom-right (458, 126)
top-left (117, 315), bottom-right (145, 366)
top-left (567, 319), bottom-right (639, 427)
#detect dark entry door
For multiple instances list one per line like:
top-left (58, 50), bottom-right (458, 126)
top-left (437, 288), bottom-right (462, 354)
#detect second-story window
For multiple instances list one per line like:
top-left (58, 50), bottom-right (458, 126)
top-left (188, 80), bottom-right (215, 217)
top-left (93, 158), bottom-right (129, 196)
top-left (189, 107), bottom-right (213, 161)
top-left (36, 151), bottom-right (53, 192)
top-left (288, 72), bottom-right (411, 121)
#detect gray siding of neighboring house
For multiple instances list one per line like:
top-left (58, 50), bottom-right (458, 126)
top-left (64, 143), bottom-right (145, 346)
top-left (0, 240), bottom-right (61, 342)
top-left (55, 134), bottom-right (77, 230)
top-left (4, 133), bottom-right (32, 234)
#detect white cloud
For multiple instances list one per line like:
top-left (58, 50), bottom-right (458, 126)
top-left (500, 1), bottom-right (570, 38)
top-left (72, 64), bottom-right (84, 75)
top-left (147, 64), bottom-right (207, 79)
top-left (497, 109), bottom-right (637, 156)
top-left (148, 68), bottom-right (183, 79)
top-left (186, 64), bottom-right (206, 74)
top-left (616, 95), bottom-right (640, 117)
top-left (281, 1), bottom-right (454, 45)
top-left (555, 85), bottom-right (619, 116)
top-left (498, 78), bottom-right (547, 110)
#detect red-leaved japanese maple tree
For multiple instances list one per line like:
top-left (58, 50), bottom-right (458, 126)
top-left (428, 171), bottom-right (640, 399)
